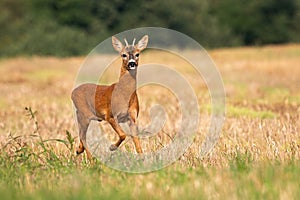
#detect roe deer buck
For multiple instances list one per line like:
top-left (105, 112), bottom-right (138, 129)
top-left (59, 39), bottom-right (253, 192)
top-left (71, 35), bottom-right (149, 159)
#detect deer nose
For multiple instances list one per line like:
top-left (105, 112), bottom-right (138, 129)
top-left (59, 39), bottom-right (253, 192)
top-left (128, 60), bottom-right (137, 69)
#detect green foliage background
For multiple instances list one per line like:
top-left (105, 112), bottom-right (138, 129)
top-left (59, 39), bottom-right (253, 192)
top-left (1, 0), bottom-right (300, 56)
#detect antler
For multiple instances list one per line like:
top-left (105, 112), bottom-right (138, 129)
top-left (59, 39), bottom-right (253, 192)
top-left (132, 38), bottom-right (136, 46)
top-left (124, 38), bottom-right (129, 47)
top-left (124, 38), bottom-right (137, 46)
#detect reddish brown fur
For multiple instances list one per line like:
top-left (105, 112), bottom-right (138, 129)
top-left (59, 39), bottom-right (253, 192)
top-left (71, 35), bottom-right (148, 160)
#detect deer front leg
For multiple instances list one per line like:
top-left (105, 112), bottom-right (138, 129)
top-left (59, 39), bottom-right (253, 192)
top-left (128, 120), bottom-right (142, 153)
top-left (128, 112), bottom-right (142, 153)
top-left (108, 118), bottom-right (127, 151)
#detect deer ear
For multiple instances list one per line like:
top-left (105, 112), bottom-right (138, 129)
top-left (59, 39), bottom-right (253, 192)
top-left (112, 36), bottom-right (123, 52)
top-left (137, 35), bottom-right (148, 51)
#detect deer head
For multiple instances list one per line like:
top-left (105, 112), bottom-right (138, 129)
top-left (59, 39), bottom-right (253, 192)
top-left (112, 35), bottom-right (148, 71)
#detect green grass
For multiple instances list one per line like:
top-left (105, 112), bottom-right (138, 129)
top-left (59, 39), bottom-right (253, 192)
top-left (25, 68), bottom-right (66, 82)
top-left (200, 104), bottom-right (277, 119)
top-left (287, 94), bottom-right (300, 104)
top-left (0, 98), bottom-right (8, 110)
top-left (1, 147), bottom-right (300, 200)
top-left (227, 106), bottom-right (277, 119)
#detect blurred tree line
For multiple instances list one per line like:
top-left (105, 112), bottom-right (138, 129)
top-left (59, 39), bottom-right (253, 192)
top-left (0, 0), bottom-right (299, 57)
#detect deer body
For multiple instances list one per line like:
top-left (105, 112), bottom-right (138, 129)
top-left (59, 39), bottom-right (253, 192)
top-left (72, 35), bottom-right (148, 159)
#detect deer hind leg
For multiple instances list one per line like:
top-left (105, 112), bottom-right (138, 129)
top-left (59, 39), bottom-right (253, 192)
top-left (108, 118), bottom-right (126, 151)
top-left (77, 139), bottom-right (85, 154)
top-left (77, 138), bottom-right (92, 161)
top-left (77, 126), bottom-right (93, 161)
top-left (75, 111), bottom-right (91, 156)
top-left (77, 124), bottom-right (93, 160)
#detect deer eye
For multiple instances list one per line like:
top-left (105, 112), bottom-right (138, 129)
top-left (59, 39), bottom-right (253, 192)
top-left (135, 53), bottom-right (139, 58)
top-left (121, 54), bottom-right (127, 58)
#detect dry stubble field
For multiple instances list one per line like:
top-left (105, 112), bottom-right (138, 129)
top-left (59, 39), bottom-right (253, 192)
top-left (0, 44), bottom-right (299, 199)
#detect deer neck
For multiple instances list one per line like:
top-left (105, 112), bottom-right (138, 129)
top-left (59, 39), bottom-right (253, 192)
top-left (113, 66), bottom-right (137, 104)
top-left (118, 66), bottom-right (137, 92)
top-left (111, 67), bottom-right (137, 118)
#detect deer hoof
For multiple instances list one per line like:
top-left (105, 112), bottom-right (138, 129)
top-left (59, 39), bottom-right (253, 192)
top-left (76, 147), bottom-right (84, 155)
top-left (109, 144), bottom-right (118, 151)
